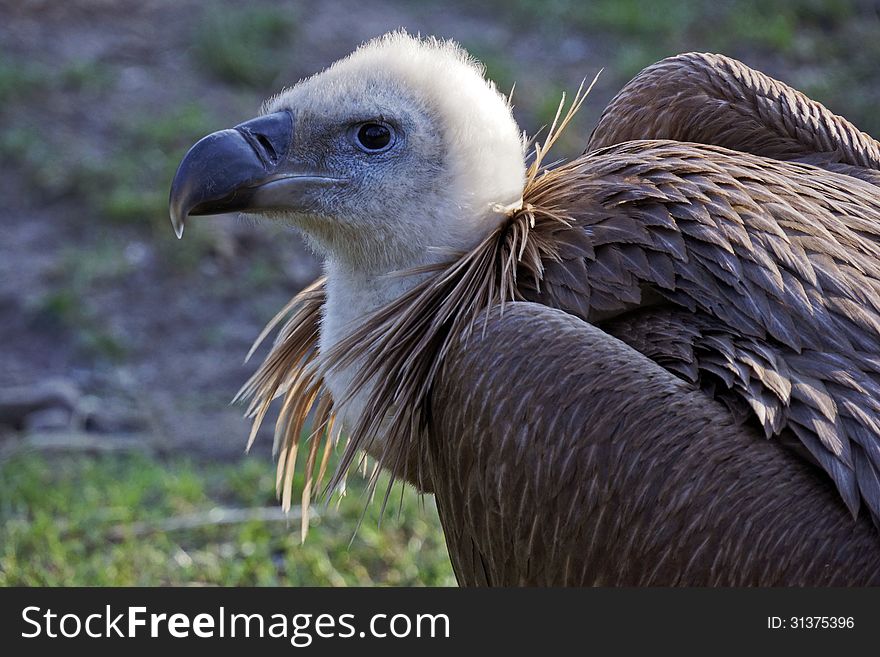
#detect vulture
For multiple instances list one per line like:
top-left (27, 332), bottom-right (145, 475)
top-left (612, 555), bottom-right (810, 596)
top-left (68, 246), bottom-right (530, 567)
top-left (169, 32), bottom-right (880, 586)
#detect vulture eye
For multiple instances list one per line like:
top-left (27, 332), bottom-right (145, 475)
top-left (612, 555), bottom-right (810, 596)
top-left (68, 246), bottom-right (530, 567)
top-left (355, 122), bottom-right (394, 152)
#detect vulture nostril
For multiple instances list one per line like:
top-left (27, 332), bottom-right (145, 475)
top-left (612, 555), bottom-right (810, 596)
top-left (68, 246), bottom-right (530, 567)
top-left (255, 133), bottom-right (278, 163)
top-left (232, 110), bottom-right (292, 167)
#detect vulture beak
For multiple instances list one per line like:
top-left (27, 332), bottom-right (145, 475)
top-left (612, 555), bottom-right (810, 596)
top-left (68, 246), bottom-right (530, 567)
top-left (168, 110), bottom-right (337, 238)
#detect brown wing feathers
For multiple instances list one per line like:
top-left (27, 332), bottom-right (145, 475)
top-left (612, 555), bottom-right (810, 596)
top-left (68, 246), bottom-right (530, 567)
top-left (576, 55), bottom-right (880, 523)
top-left (523, 143), bottom-right (880, 521)
top-left (588, 52), bottom-right (880, 171)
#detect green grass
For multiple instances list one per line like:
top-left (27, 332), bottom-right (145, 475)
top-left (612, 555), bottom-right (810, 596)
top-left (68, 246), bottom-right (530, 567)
top-left (1, 100), bottom-right (224, 270)
top-left (192, 6), bottom-right (297, 88)
top-left (31, 289), bottom-right (128, 361)
top-left (27, 240), bottom-right (133, 361)
top-left (0, 52), bottom-right (114, 103)
top-left (0, 60), bottom-right (52, 104)
top-left (502, 0), bottom-right (854, 49)
top-left (0, 57), bottom-right (219, 228)
top-left (0, 450), bottom-right (455, 586)
top-left (461, 42), bottom-right (517, 95)
top-left (58, 59), bottom-right (115, 93)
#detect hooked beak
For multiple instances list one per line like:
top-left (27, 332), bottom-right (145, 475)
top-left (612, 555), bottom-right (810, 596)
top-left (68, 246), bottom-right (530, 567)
top-left (168, 110), bottom-right (339, 238)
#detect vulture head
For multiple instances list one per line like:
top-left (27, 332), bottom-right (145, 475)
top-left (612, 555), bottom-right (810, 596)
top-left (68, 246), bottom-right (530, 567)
top-left (170, 32), bottom-right (526, 273)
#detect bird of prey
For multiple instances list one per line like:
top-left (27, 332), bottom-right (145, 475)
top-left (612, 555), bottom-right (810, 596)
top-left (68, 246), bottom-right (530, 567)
top-left (169, 32), bottom-right (880, 585)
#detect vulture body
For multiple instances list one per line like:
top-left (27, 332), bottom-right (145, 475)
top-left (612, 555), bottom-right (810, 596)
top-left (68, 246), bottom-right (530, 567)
top-left (434, 304), bottom-right (880, 586)
top-left (169, 34), bottom-right (880, 586)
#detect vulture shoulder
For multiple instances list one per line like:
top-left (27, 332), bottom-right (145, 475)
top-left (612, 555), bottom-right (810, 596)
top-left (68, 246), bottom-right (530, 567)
top-left (588, 52), bottom-right (880, 175)
top-left (430, 302), bottom-right (880, 586)
top-left (519, 141), bottom-right (880, 525)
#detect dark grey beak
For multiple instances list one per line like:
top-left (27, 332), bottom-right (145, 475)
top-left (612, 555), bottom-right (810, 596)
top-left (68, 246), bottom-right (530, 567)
top-left (168, 111), bottom-right (294, 238)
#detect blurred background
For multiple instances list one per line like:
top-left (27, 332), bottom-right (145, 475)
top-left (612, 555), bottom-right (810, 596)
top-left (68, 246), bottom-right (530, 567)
top-left (2, 0), bottom-right (879, 586)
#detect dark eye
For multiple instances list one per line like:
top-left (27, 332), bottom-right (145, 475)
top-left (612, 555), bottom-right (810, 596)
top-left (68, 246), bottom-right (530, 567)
top-left (355, 122), bottom-right (393, 152)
